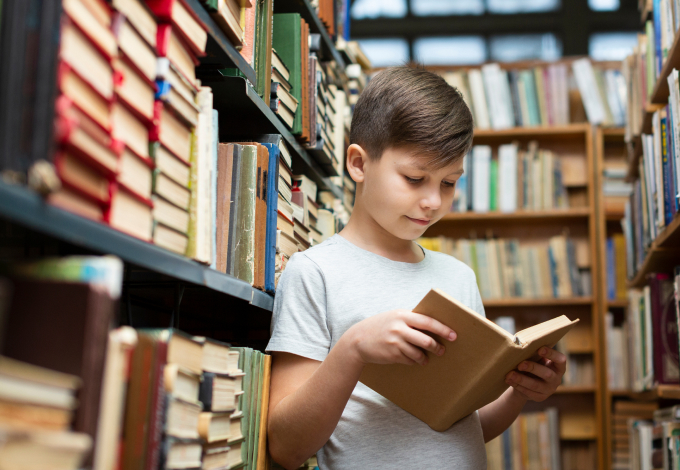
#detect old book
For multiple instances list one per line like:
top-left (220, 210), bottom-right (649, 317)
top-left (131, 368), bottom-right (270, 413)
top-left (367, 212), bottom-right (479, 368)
top-left (152, 144), bottom-right (190, 187)
top-left (256, 355), bottom-right (272, 470)
top-left (216, 144), bottom-right (236, 273)
top-left (3, 279), bottom-right (115, 463)
top-left (153, 222), bottom-right (189, 254)
top-left (0, 428), bottom-right (92, 470)
top-left (113, 14), bottom-right (157, 83)
top-left (233, 145), bottom-right (258, 285)
top-left (151, 103), bottom-right (193, 164)
top-left (58, 64), bottom-right (111, 131)
top-left (146, 0), bottom-right (207, 57)
top-left (272, 14), bottom-right (302, 135)
top-left (158, 437), bottom-right (202, 469)
top-left (54, 152), bottom-right (111, 205)
top-left (164, 396), bottom-right (202, 439)
top-left (359, 289), bottom-right (578, 431)
top-left (152, 196), bottom-right (189, 234)
top-left (157, 23), bottom-right (198, 87)
top-left (225, 145), bottom-right (243, 276)
top-left (164, 365), bottom-right (200, 404)
top-left (111, 102), bottom-right (149, 160)
top-left (111, 0), bottom-right (157, 48)
top-left (48, 188), bottom-right (105, 221)
top-left (119, 148), bottom-right (153, 200)
top-left (198, 412), bottom-right (234, 443)
top-left (109, 186), bottom-right (153, 242)
top-left (114, 58), bottom-right (155, 122)
top-left (202, 338), bottom-right (239, 375)
top-left (199, 372), bottom-right (245, 412)
top-left (153, 170), bottom-right (191, 211)
top-left (203, 439), bottom-right (243, 469)
top-left (211, 0), bottom-right (244, 46)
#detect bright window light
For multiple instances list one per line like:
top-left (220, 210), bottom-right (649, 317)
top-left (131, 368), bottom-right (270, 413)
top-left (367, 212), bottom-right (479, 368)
top-left (413, 36), bottom-right (487, 65)
top-left (351, 0), bottom-right (407, 19)
top-left (589, 32), bottom-right (638, 61)
top-left (490, 34), bottom-right (562, 62)
top-left (588, 0), bottom-right (619, 11)
top-left (411, 0), bottom-right (484, 16)
top-left (355, 39), bottom-right (410, 67)
top-left (487, 0), bottom-right (560, 14)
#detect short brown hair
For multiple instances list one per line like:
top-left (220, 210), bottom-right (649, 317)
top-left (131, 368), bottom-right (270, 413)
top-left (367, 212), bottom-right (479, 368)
top-left (350, 65), bottom-right (473, 169)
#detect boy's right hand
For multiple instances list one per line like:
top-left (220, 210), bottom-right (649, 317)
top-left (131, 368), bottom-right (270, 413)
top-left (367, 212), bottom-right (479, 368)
top-left (343, 309), bottom-right (457, 367)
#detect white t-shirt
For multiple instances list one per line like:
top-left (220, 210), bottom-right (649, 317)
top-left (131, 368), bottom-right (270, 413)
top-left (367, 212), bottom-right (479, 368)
top-left (266, 234), bottom-right (488, 469)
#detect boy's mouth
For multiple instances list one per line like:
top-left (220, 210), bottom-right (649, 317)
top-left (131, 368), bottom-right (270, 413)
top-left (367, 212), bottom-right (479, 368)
top-left (406, 216), bottom-right (431, 226)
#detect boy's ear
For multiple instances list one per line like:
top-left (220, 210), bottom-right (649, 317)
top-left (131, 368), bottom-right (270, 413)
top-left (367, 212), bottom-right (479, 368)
top-left (346, 144), bottom-right (368, 183)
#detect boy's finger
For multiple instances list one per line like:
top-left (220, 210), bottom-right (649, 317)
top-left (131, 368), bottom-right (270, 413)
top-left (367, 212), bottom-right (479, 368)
top-left (402, 328), bottom-right (445, 356)
top-left (516, 361), bottom-right (556, 382)
top-left (399, 343), bottom-right (429, 366)
top-left (406, 312), bottom-right (457, 341)
top-left (537, 347), bottom-right (567, 374)
top-left (505, 370), bottom-right (546, 394)
top-left (510, 382), bottom-right (545, 402)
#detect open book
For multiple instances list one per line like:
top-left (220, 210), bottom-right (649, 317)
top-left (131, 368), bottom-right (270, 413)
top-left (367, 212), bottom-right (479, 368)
top-left (359, 289), bottom-right (579, 432)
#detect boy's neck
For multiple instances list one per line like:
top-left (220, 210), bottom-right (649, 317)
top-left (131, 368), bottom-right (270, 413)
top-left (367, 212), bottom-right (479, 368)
top-left (339, 203), bottom-right (424, 264)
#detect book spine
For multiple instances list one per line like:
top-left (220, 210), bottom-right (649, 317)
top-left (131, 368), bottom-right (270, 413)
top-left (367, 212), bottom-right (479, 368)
top-left (661, 114), bottom-right (674, 226)
top-left (144, 338), bottom-right (169, 470)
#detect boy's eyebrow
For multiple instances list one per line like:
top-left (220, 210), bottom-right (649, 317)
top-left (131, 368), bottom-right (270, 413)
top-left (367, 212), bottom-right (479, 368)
top-left (405, 160), bottom-right (464, 175)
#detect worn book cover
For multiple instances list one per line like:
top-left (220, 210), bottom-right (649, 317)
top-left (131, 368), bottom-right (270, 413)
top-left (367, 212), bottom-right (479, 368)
top-left (359, 289), bottom-right (578, 431)
top-left (233, 145), bottom-right (258, 285)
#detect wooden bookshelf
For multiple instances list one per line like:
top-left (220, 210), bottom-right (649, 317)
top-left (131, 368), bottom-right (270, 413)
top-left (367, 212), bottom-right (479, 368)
top-left (626, 211), bottom-right (680, 289)
top-left (426, 124), bottom-right (605, 469)
top-left (650, 28), bottom-right (680, 104)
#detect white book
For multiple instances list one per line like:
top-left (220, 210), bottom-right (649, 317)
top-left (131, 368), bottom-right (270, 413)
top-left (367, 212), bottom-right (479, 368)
top-left (472, 145), bottom-right (491, 212)
top-left (668, 70), bottom-right (680, 204)
top-left (443, 71), bottom-right (476, 124)
top-left (643, 285), bottom-right (655, 390)
top-left (604, 70), bottom-right (626, 127)
top-left (652, 111), bottom-right (665, 230)
top-left (498, 144), bottom-right (518, 213)
top-left (572, 58), bottom-right (606, 125)
top-left (195, 87), bottom-right (214, 264)
top-left (482, 64), bottom-right (510, 130)
top-left (499, 69), bottom-right (516, 128)
top-left (468, 69), bottom-right (491, 129)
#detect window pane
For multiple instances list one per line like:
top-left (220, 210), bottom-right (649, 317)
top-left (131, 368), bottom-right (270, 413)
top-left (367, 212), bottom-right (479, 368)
top-left (490, 34), bottom-right (562, 62)
top-left (413, 36), bottom-right (486, 65)
top-left (589, 32), bottom-right (638, 61)
top-left (588, 0), bottom-right (619, 11)
top-left (355, 39), bottom-right (410, 67)
top-left (411, 0), bottom-right (484, 16)
top-left (487, 0), bottom-right (560, 14)
top-left (351, 0), bottom-right (407, 19)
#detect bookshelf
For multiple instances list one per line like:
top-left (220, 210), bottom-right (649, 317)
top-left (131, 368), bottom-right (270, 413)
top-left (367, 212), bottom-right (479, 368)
top-left (425, 123), bottom-right (605, 469)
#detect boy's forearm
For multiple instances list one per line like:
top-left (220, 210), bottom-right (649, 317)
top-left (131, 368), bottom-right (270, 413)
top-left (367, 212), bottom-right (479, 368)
top-left (268, 335), bottom-right (365, 469)
top-left (478, 387), bottom-right (527, 442)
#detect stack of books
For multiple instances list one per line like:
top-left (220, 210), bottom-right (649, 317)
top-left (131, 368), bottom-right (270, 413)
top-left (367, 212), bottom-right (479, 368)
top-left (0, 356), bottom-right (92, 469)
top-left (346, 63), bottom-right (366, 110)
top-left (452, 142), bottom-right (572, 214)
top-left (616, 401), bottom-right (658, 470)
top-left (291, 174), bottom-right (318, 250)
top-left (485, 408), bottom-right (560, 470)
top-left (602, 161), bottom-right (633, 215)
top-left (419, 235), bottom-right (591, 300)
top-left (441, 59), bottom-right (626, 129)
top-left (270, 49), bottom-right (298, 128)
top-left (606, 234), bottom-right (628, 301)
top-left (627, 272), bottom-right (680, 392)
top-left (201, 0), bottom-right (254, 51)
top-left (605, 311), bottom-right (631, 391)
top-left (198, 339), bottom-right (247, 469)
top-left (276, 144), bottom-right (297, 286)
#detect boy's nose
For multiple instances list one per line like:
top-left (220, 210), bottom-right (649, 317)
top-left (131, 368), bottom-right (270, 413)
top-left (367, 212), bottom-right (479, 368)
top-left (421, 188), bottom-right (441, 211)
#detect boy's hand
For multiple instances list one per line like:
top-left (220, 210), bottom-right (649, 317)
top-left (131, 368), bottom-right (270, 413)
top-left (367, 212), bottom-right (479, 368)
top-left (344, 309), bottom-right (457, 367)
top-left (504, 346), bottom-right (566, 402)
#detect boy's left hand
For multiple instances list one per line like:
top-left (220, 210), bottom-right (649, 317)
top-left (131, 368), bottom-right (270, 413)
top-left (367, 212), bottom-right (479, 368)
top-left (504, 346), bottom-right (566, 402)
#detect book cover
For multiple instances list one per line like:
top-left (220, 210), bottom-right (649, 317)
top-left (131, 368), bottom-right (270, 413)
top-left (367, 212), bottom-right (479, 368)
top-left (233, 145), bottom-right (258, 285)
top-left (226, 145), bottom-right (243, 277)
top-left (260, 142), bottom-right (281, 293)
top-left (359, 289), bottom-right (578, 431)
top-left (649, 273), bottom-right (680, 384)
top-left (272, 14), bottom-right (302, 135)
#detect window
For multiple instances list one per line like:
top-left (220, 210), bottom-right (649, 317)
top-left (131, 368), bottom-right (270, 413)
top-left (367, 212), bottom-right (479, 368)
top-left (487, 0), bottom-right (560, 14)
top-left (351, 0), bottom-right (407, 19)
top-left (355, 39), bottom-right (410, 67)
top-left (588, 0), bottom-right (619, 11)
top-left (490, 34), bottom-right (562, 62)
top-left (589, 32), bottom-right (638, 61)
top-left (413, 36), bottom-right (487, 65)
top-left (411, 0), bottom-right (484, 16)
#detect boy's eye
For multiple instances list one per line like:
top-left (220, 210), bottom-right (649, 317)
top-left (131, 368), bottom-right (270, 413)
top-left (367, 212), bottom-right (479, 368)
top-left (442, 180), bottom-right (456, 188)
top-left (405, 176), bottom-right (423, 184)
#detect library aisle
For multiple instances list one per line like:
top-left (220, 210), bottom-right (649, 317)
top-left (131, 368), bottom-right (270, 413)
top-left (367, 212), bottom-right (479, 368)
top-left (0, 1), bottom-right (678, 470)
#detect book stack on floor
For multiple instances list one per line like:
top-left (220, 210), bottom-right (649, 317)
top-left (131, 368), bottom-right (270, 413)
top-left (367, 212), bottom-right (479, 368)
top-left (452, 142), bottom-right (574, 214)
top-left (485, 408), bottom-right (560, 470)
top-left (198, 339), bottom-right (246, 469)
top-left (0, 255), bottom-right (124, 468)
top-left (626, 272), bottom-right (680, 392)
top-left (621, 85), bottom-right (680, 275)
top-left (419, 235), bottom-right (592, 300)
top-left (146, 0), bottom-right (210, 259)
top-left (610, 402), bottom-right (657, 470)
top-left (606, 234), bottom-right (629, 301)
top-left (440, 59), bottom-right (625, 129)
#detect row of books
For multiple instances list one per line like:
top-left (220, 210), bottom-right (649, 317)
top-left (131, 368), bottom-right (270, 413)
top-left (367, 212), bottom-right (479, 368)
top-left (0, 254), bottom-right (271, 469)
top-left (441, 59), bottom-right (625, 130)
top-left (485, 408), bottom-right (560, 470)
top-left (418, 235), bottom-right (592, 300)
top-left (452, 142), bottom-right (572, 214)
top-left (610, 401), bottom-right (657, 470)
top-left (606, 234), bottom-right (629, 301)
top-left (625, 270), bottom-right (680, 392)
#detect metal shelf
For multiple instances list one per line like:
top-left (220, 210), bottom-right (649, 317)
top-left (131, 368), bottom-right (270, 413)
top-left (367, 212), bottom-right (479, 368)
top-left (0, 180), bottom-right (274, 311)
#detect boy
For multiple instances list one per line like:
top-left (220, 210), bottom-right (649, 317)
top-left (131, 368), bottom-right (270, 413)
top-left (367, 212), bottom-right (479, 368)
top-left (266, 66), bottom-right (566, 469)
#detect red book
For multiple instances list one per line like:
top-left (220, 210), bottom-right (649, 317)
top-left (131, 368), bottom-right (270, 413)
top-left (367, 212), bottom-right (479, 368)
top-left (144, 336), bottom-right (169, 470)
top-left (649, 273), bottom-right (680, 384)
top-left (146, 0), bottom-right (207, 57)
top-left (156, 23), bottom-right (199, 87)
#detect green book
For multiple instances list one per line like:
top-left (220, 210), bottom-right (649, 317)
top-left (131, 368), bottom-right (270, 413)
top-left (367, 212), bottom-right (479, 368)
top-left (272, 13), bottom-right (302, 135)
top-left (185, 129), bottom-right (199, 258)
top-left (489, 159), bottom-right (498, 212)
top-left (254, 0), bottom-right (273, 103)
top-left (646, 20), bottom-right (656, 97)
top-left (521, 70), bottom-right (540, 127)
top-left (233, 145), bottom-right (258, 285)
top-left (247, 352), bottom-right (263, 470)
top-left (232, 347), bottom-right (252, 467)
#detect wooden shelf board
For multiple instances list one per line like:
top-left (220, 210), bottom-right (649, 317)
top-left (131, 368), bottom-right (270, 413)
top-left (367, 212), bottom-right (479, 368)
top-left (603, 127), bottom-right (626, 137)
top-left (439, 208), bottom-right (591, 223)
top-left (626, 134), bottom-right (642, 182)
top-left (555, 385), bottom-right (596, 394)
top-left (641, 103), bottom-right (664, 135)
top-left (628, 215), bottom-right (680, 287)
top-left (560, 435), bottom-right (598, 441)
top-left (605, 210), bottom-right (625, 221)
top-left (606, 299), bottom-right (629, 309)
top-left (473, 123), bottom-right (590, 138)
top-left (657, 385), bottom-right (680, 399)
top-left (651, 30), bottom-right (680, 104)
top-left (483, 297), bottom-right (593, 308)
top-left (609, 386), bottom-right (680, 400)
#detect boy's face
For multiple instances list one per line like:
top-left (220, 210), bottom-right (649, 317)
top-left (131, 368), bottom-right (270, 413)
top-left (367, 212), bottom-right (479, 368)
top-left (358, 146), bottom-right (464, 241)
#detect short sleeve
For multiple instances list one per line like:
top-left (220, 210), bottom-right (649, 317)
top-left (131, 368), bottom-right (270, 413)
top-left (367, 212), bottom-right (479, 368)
top-left (266, 252), bottom-right (331, 361)
top-left (470, 272), bottom-right (486, 318)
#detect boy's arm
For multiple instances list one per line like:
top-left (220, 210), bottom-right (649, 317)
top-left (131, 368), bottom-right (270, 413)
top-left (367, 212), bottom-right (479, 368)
top-left (267, 309), bottom-right (457, 470)
top-left (478, 346), bottom-right (567, 442)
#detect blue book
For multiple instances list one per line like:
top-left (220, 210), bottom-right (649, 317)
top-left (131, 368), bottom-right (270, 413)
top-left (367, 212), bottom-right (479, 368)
top-left (667, 106), bottom-right (678, 215)
top-left (654, 0), bottom-right (662, 75)
top-left (259, 139), bottom-right (282, 294)
top-left (661, 115), bottom-right (673, 226)
top-left (606, 238), bottom-right (616, 300)
top-left (547, 246), bottom-right (559, 298)
top-left (501, 428), bottom-right (512, 470)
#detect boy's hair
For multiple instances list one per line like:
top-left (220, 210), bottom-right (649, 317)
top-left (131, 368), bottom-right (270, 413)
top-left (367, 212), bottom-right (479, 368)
top-left (350, 65), bottom-right (473, 169)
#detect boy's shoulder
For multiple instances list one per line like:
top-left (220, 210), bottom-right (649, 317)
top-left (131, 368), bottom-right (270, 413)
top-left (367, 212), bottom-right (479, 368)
top-left (422, 248), bottom-right (477, 279)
